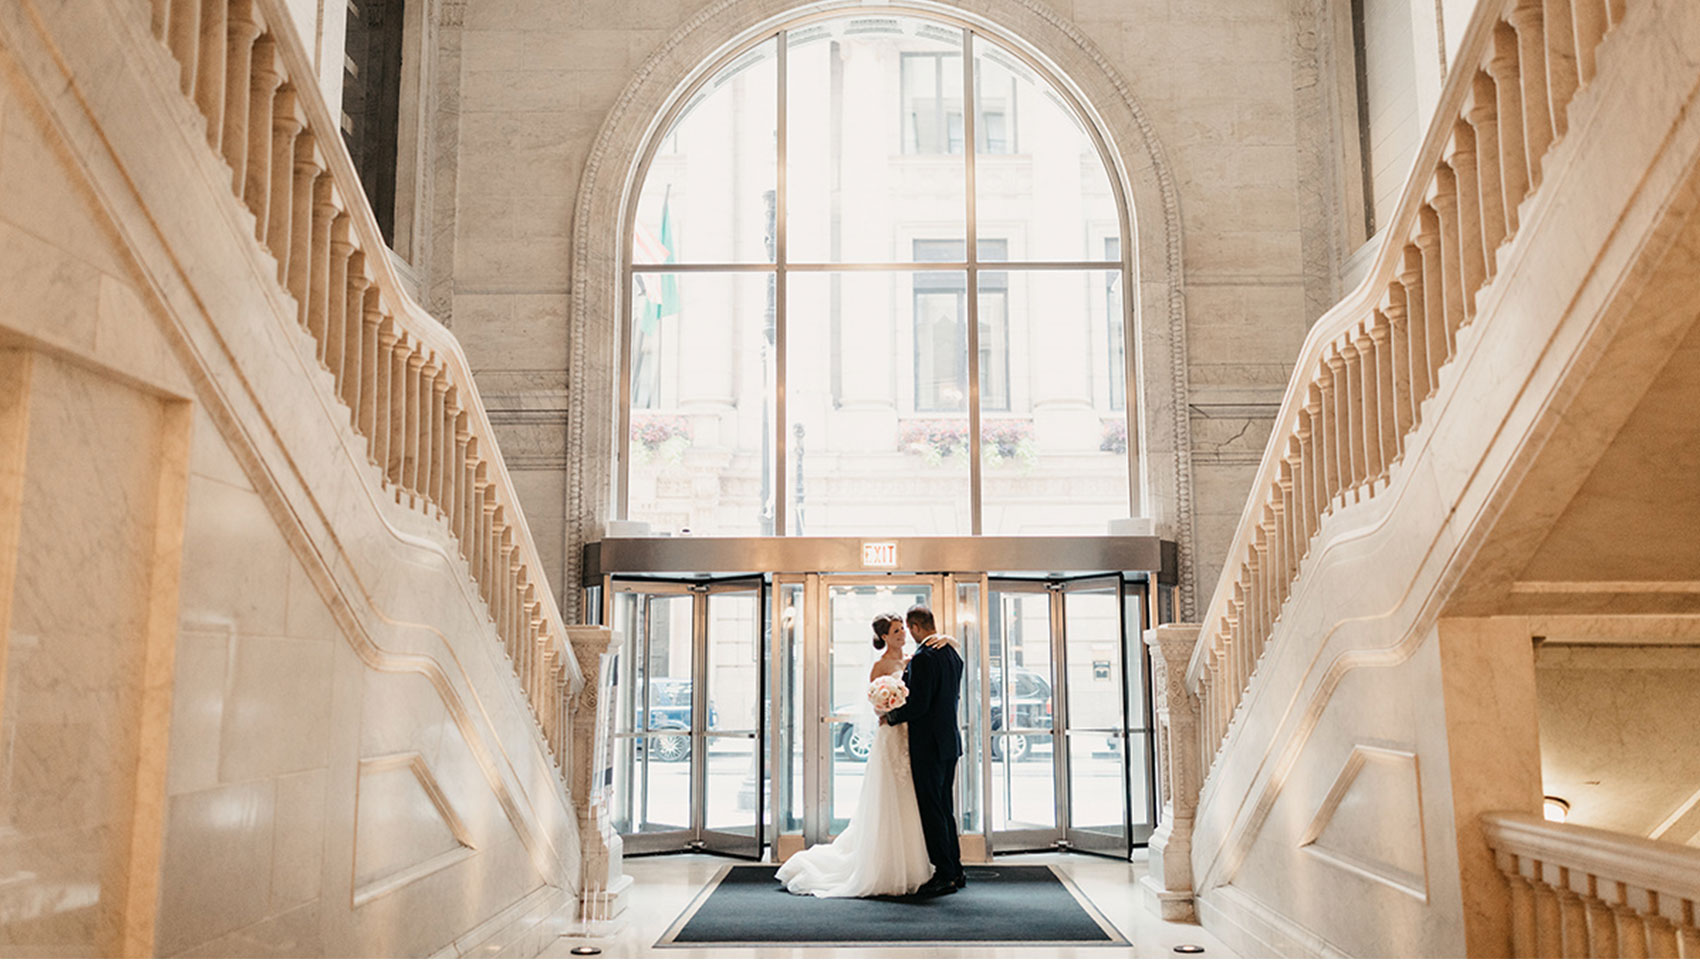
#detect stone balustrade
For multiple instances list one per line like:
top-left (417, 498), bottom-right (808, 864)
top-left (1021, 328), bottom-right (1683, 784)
top-left (144, 0), bottom-right (579, 766)
top-left (1483, 813), bottom-right (1700, 958)
top-left (1185, 0), bottom-right (1631, 776)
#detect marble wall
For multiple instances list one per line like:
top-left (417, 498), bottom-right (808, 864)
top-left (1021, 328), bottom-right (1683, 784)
top-left (0, 3), bottom-right (581, 953)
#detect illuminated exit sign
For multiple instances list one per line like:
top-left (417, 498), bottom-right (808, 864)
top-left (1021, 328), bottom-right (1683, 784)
top-left (861, 541), bottom-right (898, 568)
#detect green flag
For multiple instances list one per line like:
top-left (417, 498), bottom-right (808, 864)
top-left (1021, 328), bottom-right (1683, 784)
top-left (637, 190), bottom-right (680, 335)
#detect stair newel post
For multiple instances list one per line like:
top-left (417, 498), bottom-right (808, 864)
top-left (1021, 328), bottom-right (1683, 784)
top-left (1140, 623), bottom-right (1202, 921)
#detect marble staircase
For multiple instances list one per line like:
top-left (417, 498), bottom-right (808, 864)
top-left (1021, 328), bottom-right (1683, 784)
top-left (1143, 0), bottom-right (1700, 954)
top-left (0, 0), bottom-right (616, 952)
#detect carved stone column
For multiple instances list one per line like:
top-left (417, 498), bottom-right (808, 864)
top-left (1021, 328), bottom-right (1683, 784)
top-left (1140, 623), bottom-right (1203, 922)
top-left (567, 626), bottom-right (632, 922)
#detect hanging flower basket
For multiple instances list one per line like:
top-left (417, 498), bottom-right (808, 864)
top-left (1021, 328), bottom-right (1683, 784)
top-left (899, 418), bottom-right (1036, 467)
top-left (631, 413), bottom-right (692, 465)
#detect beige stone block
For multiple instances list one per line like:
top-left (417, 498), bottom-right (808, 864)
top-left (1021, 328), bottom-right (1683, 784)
top-left (271, 768), bottom-right (328, 910)
top-left (218, 636), bottom-right (334, 782)
top-left (455, 238), bottom-right (572, 291)
top-left (178, 476), bottom-right (291, 636)
top-left (188, 406), bottom-right (252, 490)
top-left (166, 630), bottom-right (230, 797)
top-left (285, 554), bottom-right (342, 642)
top-left (0, 94), bottom-right (126, 276)
top-left (0, 221), bottom-right (100, 352)
top-left (157, 781), bottom-right (278, 954)
top-left (462, 30), bottom-right (530, 72)
top-left (96, 274), bottom-right (191, 396)
top-left (457, 294), bottom-right (569, 374)
top-left (176, 901), bottom-right (323, 959)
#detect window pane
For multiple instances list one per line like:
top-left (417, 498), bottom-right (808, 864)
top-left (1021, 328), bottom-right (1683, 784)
top-left (787, 272), bottom-right (971, 535)
top-left (787, 19), bottom-right (966, 262)
top-left (628, 272), bottom-right (775, 535)
top-left (974, 37), bottom-right (1118, 261)
top-left (635, 39), bottom-right (777, 265)
top-left (980, 270), bottom-right (1130, 534)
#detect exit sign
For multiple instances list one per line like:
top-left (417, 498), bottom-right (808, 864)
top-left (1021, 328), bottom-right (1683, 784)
top-left (861, 541), bottom-right (898, 568)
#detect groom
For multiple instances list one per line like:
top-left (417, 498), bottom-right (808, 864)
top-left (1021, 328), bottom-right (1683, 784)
top-left (881, 604), bottom-right (966, 897)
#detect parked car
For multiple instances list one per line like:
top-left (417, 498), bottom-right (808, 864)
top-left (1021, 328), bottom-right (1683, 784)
top-left (830, 667), bottom-right (1053, 762)
top-left (639, 678), bottom-right (716, 762)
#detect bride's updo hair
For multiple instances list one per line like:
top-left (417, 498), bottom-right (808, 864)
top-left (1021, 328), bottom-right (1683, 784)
top-left (871, 613), bottom-right (901, 650)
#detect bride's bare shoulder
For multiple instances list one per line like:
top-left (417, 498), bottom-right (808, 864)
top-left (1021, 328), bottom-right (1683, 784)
top-left (869, 660), bottom-right (901, 682)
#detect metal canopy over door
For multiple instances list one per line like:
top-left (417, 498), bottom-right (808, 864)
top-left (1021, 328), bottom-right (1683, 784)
top-left (608, 577), bottom-right (766, 858)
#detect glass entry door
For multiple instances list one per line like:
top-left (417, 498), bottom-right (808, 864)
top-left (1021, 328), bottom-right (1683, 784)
top-left (982, 576), bottom-right (1152, 856)
top-left (609, 578), bottom-right (766, 857)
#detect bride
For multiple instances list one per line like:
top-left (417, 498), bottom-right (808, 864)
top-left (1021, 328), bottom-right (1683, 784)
top-left (775, 614), bottom-right (936, 898)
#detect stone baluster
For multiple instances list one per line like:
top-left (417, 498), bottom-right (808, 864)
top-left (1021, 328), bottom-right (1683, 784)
top-left (341, 256), bottom-right (370, 415)
top-left (1370, 313), bottom-right (1397, 474)
top-left (1584, 889), bottom-right (1617, 957)
top-left (481, 496), bottom-right (499, 604)
top-left (265, 86), bottom-right (301, 283)
top-left (1614, 900), bottom-right (1648, 958)
top-left (1398, 247), bottom-right (1432, 409)
top-left (426, 364), bottom-right (447, 507)
top-left (1644, 898), bottom-right (1679, 958)
top-left (1444, 123), bottom-right (1488, 323)
top-left (194, 0), bottom-right (227, 149)
top-left (221, 0), bottom-right (260, 193)
top-left (151, 0), bottom-right (169, 44)
top-left (1555, 882), bottom-right (1589, 957)
top-left (476, 477), bottom-right (495, 600)
top-left (167, 0), bottom-right (199, 97)
top-left (403, 350), bottom-right (424, 494)
top-left (453, 415), bottom-right (471, 544)
top-left (1340, 341), bottom-right (1364, 491)
top-left (326, 217), bottom-right (352, 379)
top-left (373, 315), bottom-right (396, 469)
top-left (1532, 872), bottom-right (1563, 958)
top-left (287, 137), bottom-right (318, 321)
top-left (1507, 864), bottom-right (1537, 956)
top-left (1382, 287), bottom-right (1414, 446)
top-left (386, 338), bottom-right (409, 485)
top-left (1488, 22), bottom-right (1531, 236)
top-left (1278, 462), bottom-right (1296, 582)
top-left (307, 175), bottom-right (336, 345)
top-left (1355, 325), bottom-right (1383, 480)
top-left (1262, 511), bottom-right (1279, 635)
top-left (1294, 423), bottom-right (1313, 551)
top-left (1317, 362), bottom-right (1339, 509)
top-left (1605, 0), bottom-right (1625, 30)
top-left (1573, 0), bottom-right (1606, 84)
top-left (1543, 0), bottom-right (1580, 140)
top-left (242, 38), bottom-right (281, 238)
top-left (1465, 74), bottom-right (1509, 276)
top-left (360, 291), bottom-right (383, 444)
top-left (1430, 173), bottom-right (1465, 360)
top-left (1509, 0), bottom-right (1554, 187)
top-left (1415, 211), bottom-right (1447, 393)
top-left (440, 387), bottom-right (458, 517)
top-left (1303, 389), bottom-right (1325, 519)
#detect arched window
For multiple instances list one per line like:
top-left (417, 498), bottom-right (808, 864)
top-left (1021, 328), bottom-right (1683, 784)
top-left (619, 11), bottom-right (1133, 537)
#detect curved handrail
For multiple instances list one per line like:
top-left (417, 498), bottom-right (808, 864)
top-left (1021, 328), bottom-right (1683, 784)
top-left (1184, 0), bottom-right (1623, 765)
top-left (145, 0), bottom-right (582, 765)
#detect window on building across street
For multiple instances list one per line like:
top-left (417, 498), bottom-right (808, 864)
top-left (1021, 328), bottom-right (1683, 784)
top-left (622, 14), bottom-right (1132, 537)
top-left (341, 0), bottom-right (406, 246)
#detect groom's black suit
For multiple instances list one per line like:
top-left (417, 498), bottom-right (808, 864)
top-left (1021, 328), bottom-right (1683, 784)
top-left (883, 640), bottom-right (965, 887)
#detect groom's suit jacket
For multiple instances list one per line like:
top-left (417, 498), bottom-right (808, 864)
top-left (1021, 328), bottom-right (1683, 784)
top-left (884, 642), bottom-right (964, 760)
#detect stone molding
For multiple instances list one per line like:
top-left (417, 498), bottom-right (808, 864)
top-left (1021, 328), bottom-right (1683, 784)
top-left (564, 0), bottom-right (1196, 621)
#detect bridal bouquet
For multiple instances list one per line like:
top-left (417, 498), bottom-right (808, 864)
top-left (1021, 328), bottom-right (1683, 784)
top-left (868, 675), bottom-right (908, 714)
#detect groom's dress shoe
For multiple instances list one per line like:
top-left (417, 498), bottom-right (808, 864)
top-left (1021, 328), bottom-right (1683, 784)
top-left (915, 877), bottom-right (957, 898)
top-left (953, 873), bottom-right (967, 889)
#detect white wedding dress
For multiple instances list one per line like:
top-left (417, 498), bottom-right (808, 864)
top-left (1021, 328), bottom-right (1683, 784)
top-left (774, 687), bottom-right (934, 898)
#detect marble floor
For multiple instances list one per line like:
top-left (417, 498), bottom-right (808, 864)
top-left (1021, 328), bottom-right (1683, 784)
top-left (535, 851), bottom-right (1235, 959)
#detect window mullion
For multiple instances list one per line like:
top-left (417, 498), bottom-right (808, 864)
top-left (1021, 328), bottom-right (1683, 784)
top-left (775, 29), bottom-right (788, 536)
top-left (963, 28), bottom-right (982, 536)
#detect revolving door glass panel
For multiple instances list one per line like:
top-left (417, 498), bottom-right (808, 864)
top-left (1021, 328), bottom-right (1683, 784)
top-left (610, 586), bottom-right (695, 851)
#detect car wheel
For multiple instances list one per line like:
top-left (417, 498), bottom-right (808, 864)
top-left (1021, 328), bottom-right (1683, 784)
top-left (649, 730), bottom-right (690, 763)
top-left (1004, 733), bottom-right (1030, 763)
top-left (843, 729), bottom-right (873, 763)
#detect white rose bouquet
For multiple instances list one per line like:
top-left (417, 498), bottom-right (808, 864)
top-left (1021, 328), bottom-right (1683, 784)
top-left (868, 674), bottom-right (908, 714)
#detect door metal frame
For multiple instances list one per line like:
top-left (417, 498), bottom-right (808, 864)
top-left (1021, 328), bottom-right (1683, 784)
top-left (608, 576), bottom-right (768, 858)
top-left (1057, 574), bottom-right (1128, 857)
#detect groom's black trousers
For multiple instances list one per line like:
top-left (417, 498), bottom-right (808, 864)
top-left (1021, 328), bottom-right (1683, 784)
top-left (909, 744), bottom-right (963, 882)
